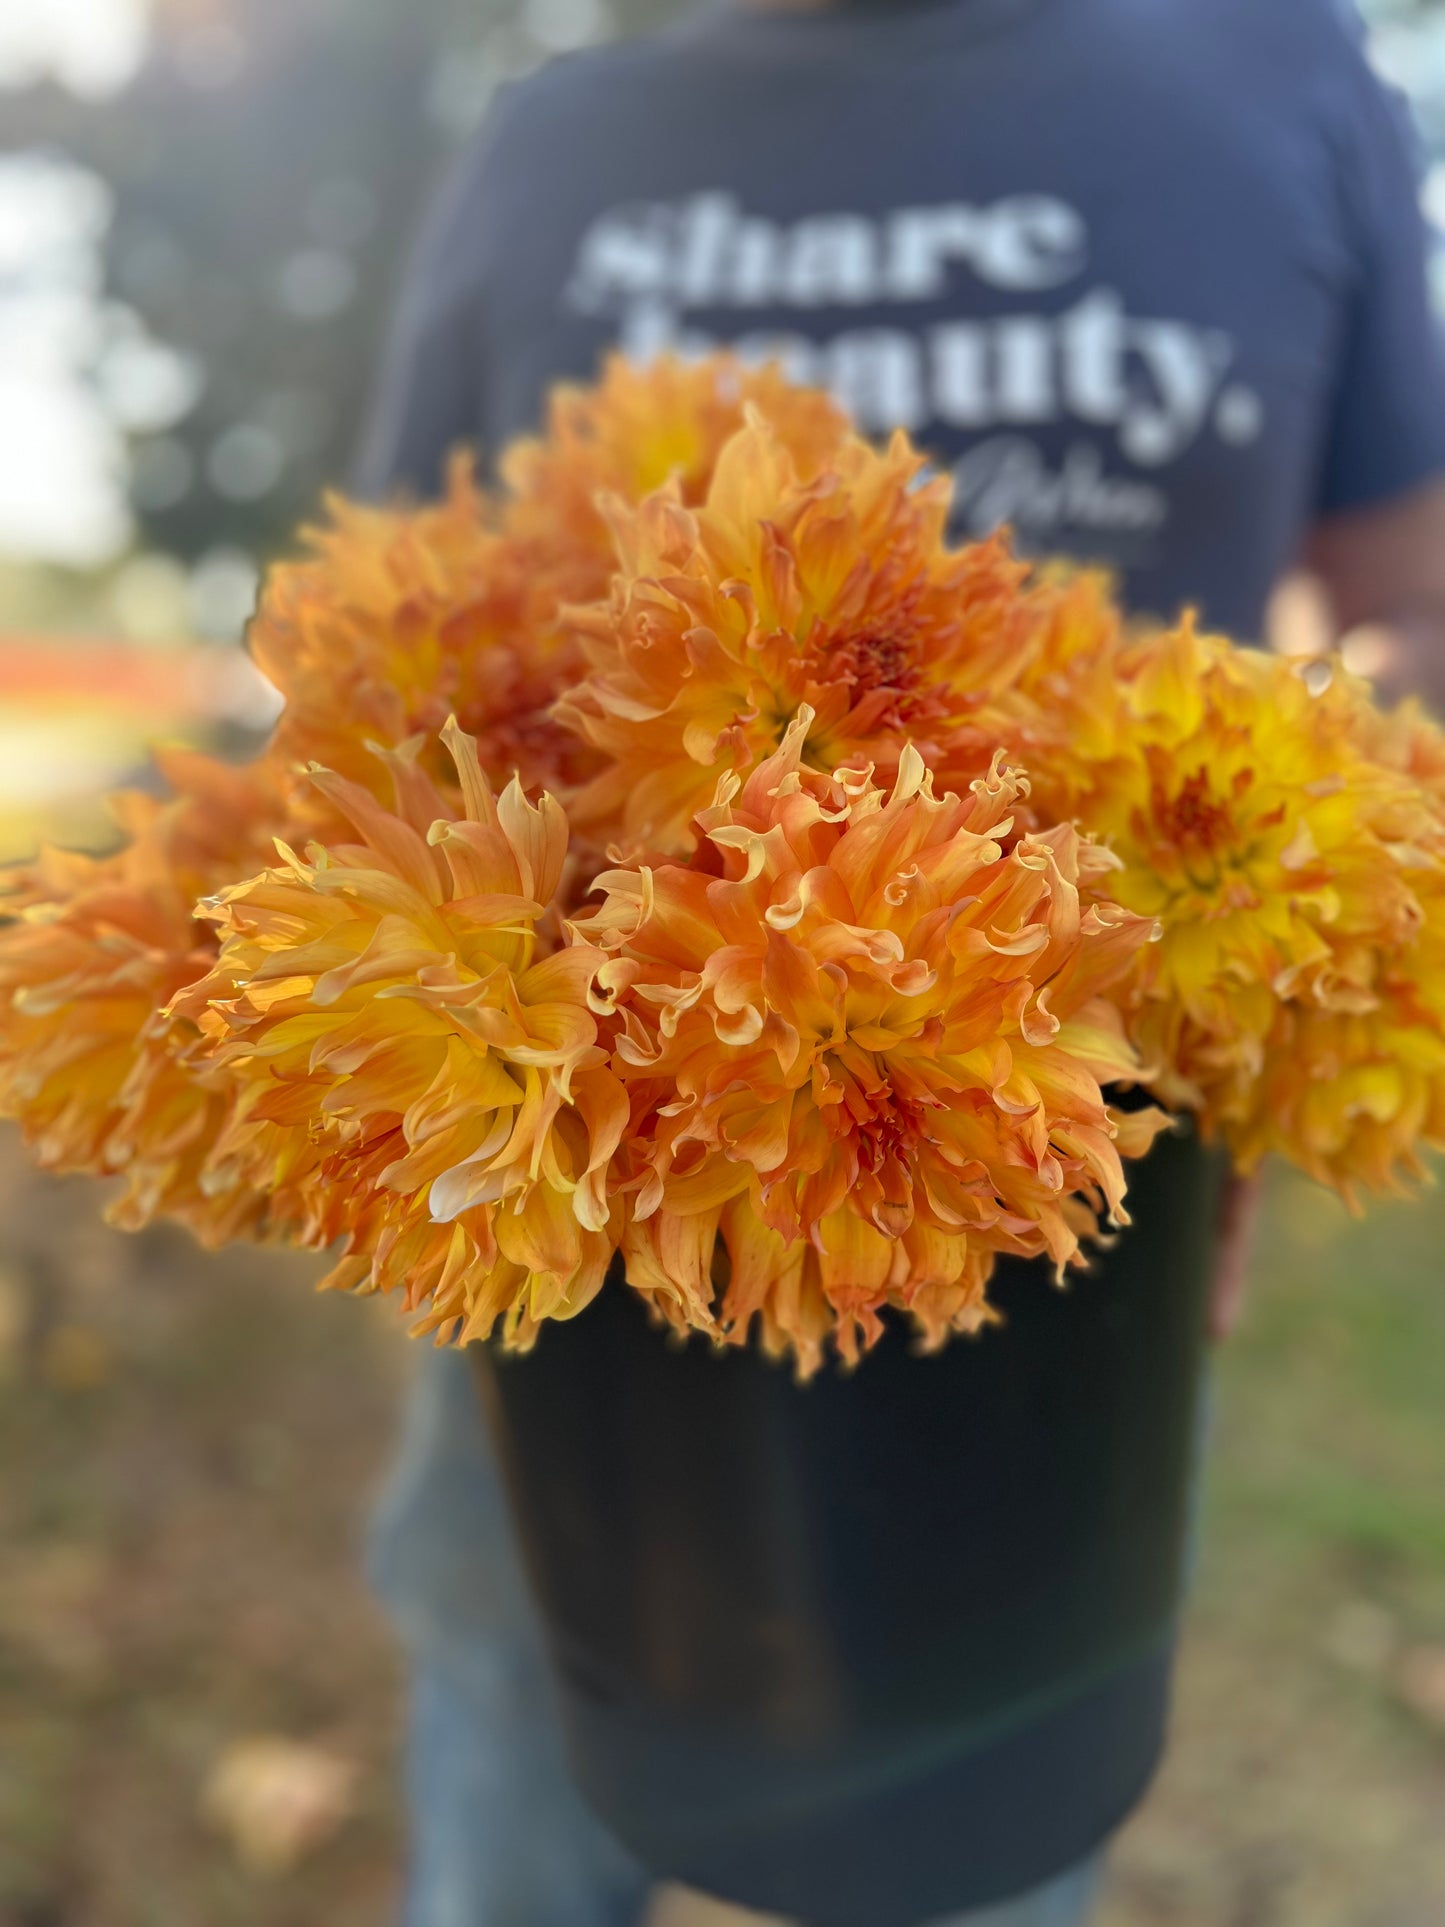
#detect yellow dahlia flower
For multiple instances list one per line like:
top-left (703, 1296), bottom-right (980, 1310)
top-left (1020, 624), bottom-right (1445, 1184)
top-left (1212, 744), bottom-right (1445, 1202)
top-left (1360, 691), bottom-right (1445, 806)
top-left (578, 714), bottom-right (1164, 1374)
top-left (1223, 994), bottom-right (1445, 1205)
top-left (0, 751), bottom-right (286, 1242)
top-left (178, 723), bottom-right (625, 1347)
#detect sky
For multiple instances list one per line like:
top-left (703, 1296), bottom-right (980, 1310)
top-left (0, 1), bottom-right (161, 569)
top-left (0, 153), bottom-right (138, 568)
top-left (0, 0), bottom-right (150, 100)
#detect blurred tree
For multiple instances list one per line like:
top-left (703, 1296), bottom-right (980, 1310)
top-left (2, 0), bottom-right (1421, 592)
top-left (3, 0), bottom-right (668, 584)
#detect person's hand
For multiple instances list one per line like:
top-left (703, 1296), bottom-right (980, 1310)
top-left (1209, 1170), bottom-right (1263, 1341)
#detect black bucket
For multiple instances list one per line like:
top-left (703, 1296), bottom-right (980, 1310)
top-left (472, 1128), bottom-right (1223, 1926)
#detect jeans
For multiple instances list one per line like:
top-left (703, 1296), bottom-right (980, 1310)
top-left (372, 1349), bottom-right (1105, 1927)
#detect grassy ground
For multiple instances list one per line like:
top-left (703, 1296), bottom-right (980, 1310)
top-left (1, 1131), bottom-right (1442, 1926)
top-left (1107, 1171), bottom-right (1445, 1927)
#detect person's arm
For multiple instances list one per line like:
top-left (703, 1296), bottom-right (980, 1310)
top-left (1297, 12), bottom-right (1445, 706)
top-left (1209, 1172), bottom-right (1265, 1342)
top-left (1221, 18), bottom-right (1445, 1338)
top-left (1304, 479), bottom-right (1445, 712)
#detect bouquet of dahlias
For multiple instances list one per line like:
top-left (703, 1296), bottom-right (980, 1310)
top-left (6, 354), bottom-right (1445, 1377)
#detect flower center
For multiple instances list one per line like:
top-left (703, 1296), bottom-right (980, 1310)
top-left (1154, 767), bottom-right (1239, 860)
top-left (851, 1083), bottom-right (922, 1167)
top-left (826, 632), bottom-right (918, 701)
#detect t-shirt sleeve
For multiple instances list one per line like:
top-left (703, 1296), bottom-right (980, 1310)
top-left (354, 275), bottom-right (480, 500)
top-left (352, 108), bottom-right (514, 500)
top-left (1315, 17), bottom-right (1445, 517)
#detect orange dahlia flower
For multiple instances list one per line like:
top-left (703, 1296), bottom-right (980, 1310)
top-left (177, 723), bottom-right (625, 1346)
top-left (249, 459), bottom-right (595, 810)
top-left (248, 360), bottom-right (843, 832)
top-left (559, 416), bottom-right (1044, 854)
top-left (578, 714), bottom-right (1164, 1374)
top-left (0, 751), bottom-right (286, 1242)
top-left (499, 351), bottom-right (849, 603)
top-left (989, 566), bottom-right (1135, 789)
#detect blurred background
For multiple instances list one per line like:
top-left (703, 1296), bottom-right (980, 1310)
top-left (2, 2), bottom-right (1445, 1923)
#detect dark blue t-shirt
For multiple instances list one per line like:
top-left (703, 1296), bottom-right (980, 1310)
top-left (363, 0), bottom-right (1445, 640)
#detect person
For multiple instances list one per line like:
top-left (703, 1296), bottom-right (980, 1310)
top-left (359, 0), bottom-right (1445, 1921)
